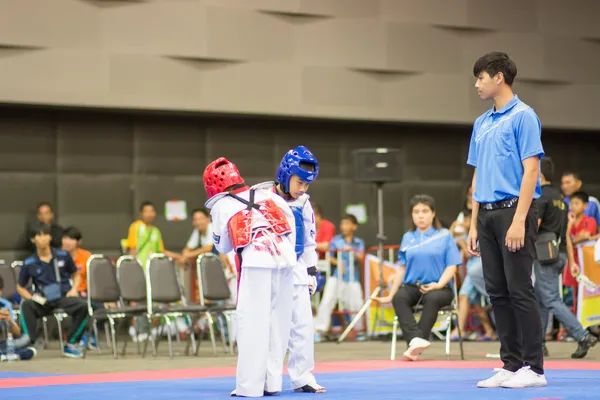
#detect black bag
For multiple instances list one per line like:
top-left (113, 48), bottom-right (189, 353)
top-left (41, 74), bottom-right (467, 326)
top-left (535, 232), bottom-right (560, 265)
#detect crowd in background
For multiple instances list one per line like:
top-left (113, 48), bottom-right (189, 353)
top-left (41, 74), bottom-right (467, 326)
top-left (1, 166), bottom-right (599, 362)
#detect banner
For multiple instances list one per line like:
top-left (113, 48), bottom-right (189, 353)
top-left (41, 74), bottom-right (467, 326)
top-left (364, 254), bottom-right (398, 336)
top-left (577, 245), bottom-right (600, 328)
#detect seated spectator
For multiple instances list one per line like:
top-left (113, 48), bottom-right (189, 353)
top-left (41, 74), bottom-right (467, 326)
top-left (126, 201), bottom-right (182, 267)
top-left (373, 195), bottom-right (460, 361)
top-left (23, 202), bottom-right (63, 253)
top-left (313, 214), bottom-right (365, 342)
top-left (16, 223), bottom-right (89, 358)
top-left (182, 208), bottom-right (217, 262)
top-left (561, 173), bottom-right (600, 230)
top-left (0, 275), bottom-right (37, 361)
top-left (451, 211), bottom-right (496, 341)
top-left (125, 202), bottom-right (184, 341)
top-left (61, 226), bottom-right (109, 351)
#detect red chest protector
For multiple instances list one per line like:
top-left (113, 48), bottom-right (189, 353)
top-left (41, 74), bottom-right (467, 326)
top-left (227, 189), bottom-right (292, 250)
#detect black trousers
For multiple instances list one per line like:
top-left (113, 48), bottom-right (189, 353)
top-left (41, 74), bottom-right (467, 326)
top-left (392, 284), bottom-right (453, 344)
top-left (478, 205), bottom-right (544, 374)
top-left (20, 297), bottom-right (89, 345)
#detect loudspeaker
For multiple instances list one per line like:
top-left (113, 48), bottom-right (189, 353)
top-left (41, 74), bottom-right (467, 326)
top-left (352, 148), bottom-right (403, 183)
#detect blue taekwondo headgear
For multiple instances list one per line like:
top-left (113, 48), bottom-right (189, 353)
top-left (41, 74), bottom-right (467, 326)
top-left (276, 145), bottom-right (319, 194)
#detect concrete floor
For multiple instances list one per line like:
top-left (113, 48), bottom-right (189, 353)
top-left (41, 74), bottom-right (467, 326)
top-left (3, 338), bottom-right (599, 375)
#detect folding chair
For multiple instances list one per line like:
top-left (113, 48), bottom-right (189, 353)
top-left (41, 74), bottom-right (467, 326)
top-left (390, 282), bottom-right (464, 361)
top-left (116, 255), bottom-right (154, 357)
top-left (85, 255), bottom-right (149, 359)
top-left (196, 253), bottom-right (236, 355)
top-left (146, 254), bottom-right (212, 359)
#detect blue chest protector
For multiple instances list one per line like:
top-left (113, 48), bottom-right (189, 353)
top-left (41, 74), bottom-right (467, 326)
top-left (291, 205), bottom-right (305, 260)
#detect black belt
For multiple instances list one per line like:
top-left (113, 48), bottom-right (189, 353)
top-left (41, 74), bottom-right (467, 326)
top-left (480, 198), bottom-right (519, 211)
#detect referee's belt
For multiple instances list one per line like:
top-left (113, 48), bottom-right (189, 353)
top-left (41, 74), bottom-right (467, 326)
top-left (480, 198), bottom-right (519, 211)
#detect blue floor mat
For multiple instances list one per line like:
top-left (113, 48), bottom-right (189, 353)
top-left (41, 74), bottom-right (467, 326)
top-left (2, 368), bottom-right (599, 399)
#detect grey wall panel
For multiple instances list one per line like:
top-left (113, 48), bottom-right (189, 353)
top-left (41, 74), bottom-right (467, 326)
top-left (0, 108), bottom-right (598, 255)
top-left (0, 117), bottom-right (56, 172)
top-left (134, 122), bottom-right (206, 175)
top-left (133, 175), bottom-right (205, 250)
top-left (57, 118), bottom-right (133, 174)
top-left (0, 173), bottom-right (56, 250)
top-left (403, 134), bottom-right (466, 181)
top-left (305, 180), bottom-right (343, 229)
top-left (207, 126), bottom-right (274, 176)
top-left (57, 174), bottom-right (133, 249)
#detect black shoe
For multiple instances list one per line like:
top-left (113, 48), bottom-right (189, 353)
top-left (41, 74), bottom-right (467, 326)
top-left (543, 343), bottom-right (549, 357)
top-left (571, 333), bottom-right (598, 359)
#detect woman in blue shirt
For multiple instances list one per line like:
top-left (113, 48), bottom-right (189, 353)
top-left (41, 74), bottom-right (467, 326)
top-left (374, 194), bottom-right (462, 361)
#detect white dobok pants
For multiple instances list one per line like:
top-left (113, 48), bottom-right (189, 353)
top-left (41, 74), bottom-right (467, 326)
top-left (313, 277), bottom-right (364, 333)
top-left (235, 266), bottom-right (293, 397)
top-left (287, 283), bottom-right (317, 389)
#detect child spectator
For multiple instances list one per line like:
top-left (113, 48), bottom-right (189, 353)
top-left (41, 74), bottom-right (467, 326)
top-left (313, 214), bottom-right (365, 342)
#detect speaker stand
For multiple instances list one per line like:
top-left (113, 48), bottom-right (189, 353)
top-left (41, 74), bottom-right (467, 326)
top-left (338, 182), bottom-right (388, 343)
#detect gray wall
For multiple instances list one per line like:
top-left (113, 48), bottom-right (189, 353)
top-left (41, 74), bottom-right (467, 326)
top-left (1, 0), bottom-right (600, 129)
top-left (1, 107), bottom-right (599, 263)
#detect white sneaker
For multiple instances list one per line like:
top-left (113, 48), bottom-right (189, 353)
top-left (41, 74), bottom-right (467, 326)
top-left (500, 366), bottom-right (547, 388)
top-left (477, 368), bottom-right (515, 388)
top-left (403, 337), bottom-right (431, 361)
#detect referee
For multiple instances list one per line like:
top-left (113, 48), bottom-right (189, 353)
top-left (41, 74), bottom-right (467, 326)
top-left (466, 52), bottom-right (546, 389)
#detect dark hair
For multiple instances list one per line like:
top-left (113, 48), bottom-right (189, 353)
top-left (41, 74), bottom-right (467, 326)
top-left (473, 52), bottom-right (517, 86)
top-left (312, 203), bottom-right (323, 217)
top-left (540, 157), bottom-right (554, 182)
top-left (409, 194), bottom-right (442, 230)
top-left (571, 191), bottom-right (589, 204)
top-left (139, 201), bottom-right (155, 212)
top-left (29, 222), bottom-right (51, 239)
top-left (62, 226), bottom-right (82, 241)
top-left (341, 214), bottom-right (358, 226)
top-left (36, 202), bottom-right (53, 212)
top-left (192, 208), bottom-right (209, 217)
top-left (0, 274), bottom-right (4, 291)
top-left (562, 171), bottom-right (581, 181)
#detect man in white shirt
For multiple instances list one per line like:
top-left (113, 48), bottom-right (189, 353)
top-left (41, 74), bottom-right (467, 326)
top-left (182, 208), bottom-right (215, 260)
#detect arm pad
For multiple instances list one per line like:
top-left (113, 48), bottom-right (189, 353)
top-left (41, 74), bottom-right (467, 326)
top-left (307, 266), bottom-right (317, 276)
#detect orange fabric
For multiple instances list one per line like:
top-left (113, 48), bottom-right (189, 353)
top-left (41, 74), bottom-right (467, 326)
top-left (74, 248), bottom-right (93, 292)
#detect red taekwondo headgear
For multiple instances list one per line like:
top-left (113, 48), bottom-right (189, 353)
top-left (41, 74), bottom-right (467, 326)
top-left (203, 157), bottom-right (245, 198)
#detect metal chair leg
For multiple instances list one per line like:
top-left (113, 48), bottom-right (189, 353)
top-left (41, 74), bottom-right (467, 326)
top-left (445, 314), bottom-right (451, 360)
top-left (42, 317), bottom-right (49, 349)
top-left (93, 320), bottom-right (102, 354)
top-left (164, 317), bottom-right (174, 359)
top-left (224, 312), bottom-right (234, 355)
top-left (107, 317), bottom-right (118, 359)
top-left (455, 312), bottom-right (465, 360)
top-left (390, 315), bottom-right (398, 361)
top-left (189, 315), bottom-right (197, 356)
top-left (104, 321), bottom-right (111, 347)
top-left (56, 315), bottom-right (65, 356)
top-left (205, 313), bottom-right (217, 356)
top-left (216, 314), bottom-right (227, 353)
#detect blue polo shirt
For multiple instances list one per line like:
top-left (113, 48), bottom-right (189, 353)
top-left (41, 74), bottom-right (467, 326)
top-left (467, 95), bottom-right (545, 204)
top-left (564, 195), bottom-right (600, 226)
top-left (399, 228), bottom-right (462, 287)
top-left (329, 235), bottom-right (365, 283)
top-left (19, 249), bottom-right (77, 297)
